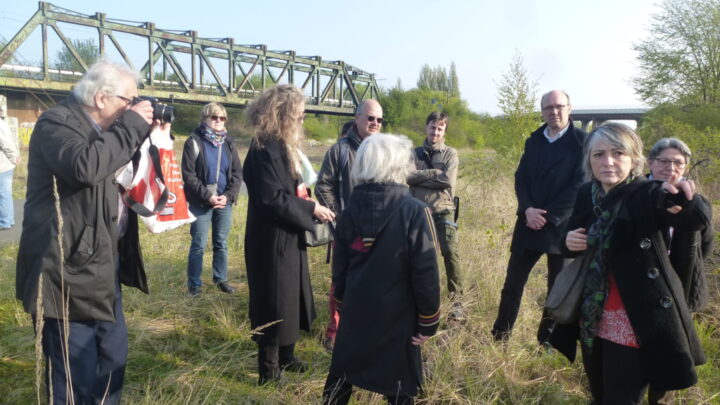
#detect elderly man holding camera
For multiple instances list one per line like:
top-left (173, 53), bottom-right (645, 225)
top-left (16, 59), bottom-right (154, 404)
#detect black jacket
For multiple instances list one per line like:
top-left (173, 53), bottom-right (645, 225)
top-left (243, 137), bottom-right (317, 346)
top-left (181, 129), bottom-right (243, 208)
top-left (511, 123), bottom-right (586, 254)
top-left (16, 95), bottom-right (149, 321)
top-left (315, 126), bottom-right (362, 216)
top-left (550, 179), bottom-right (709, 391)
top-left (330, 183), bottom-right (441, 397)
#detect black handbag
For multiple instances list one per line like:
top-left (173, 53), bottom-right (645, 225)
top-left (545, 243), bottom-right (598, 324)
top-left (304, 219), bottom-right (334, 247)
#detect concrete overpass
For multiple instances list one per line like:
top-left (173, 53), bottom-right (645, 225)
top-left (572, 108), bottom-right (651, 131)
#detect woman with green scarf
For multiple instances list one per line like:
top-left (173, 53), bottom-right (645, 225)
top-left (549, 123), bottom-right (710, 405)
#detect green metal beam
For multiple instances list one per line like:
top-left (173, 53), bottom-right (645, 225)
top-left (0, 2), bottom-right (381, 115)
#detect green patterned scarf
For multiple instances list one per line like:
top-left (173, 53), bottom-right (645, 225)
top-left (579, 177), bottom-right (635, 351)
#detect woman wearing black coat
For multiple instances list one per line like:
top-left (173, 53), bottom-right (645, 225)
top-left (243, 85), bottom-right (335, 385)
top-left (323, 134), bottom-right (441, 405)
top-left (550, 123), bottom-right (709, 404)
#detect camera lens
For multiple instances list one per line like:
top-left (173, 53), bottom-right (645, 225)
top-left (154, 104), bottom-right (175, 124)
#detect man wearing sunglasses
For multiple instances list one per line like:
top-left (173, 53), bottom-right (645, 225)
top-left (315, 98), bottom-right (383, 351)
top-left (491, 90), bottom-right (586, 348)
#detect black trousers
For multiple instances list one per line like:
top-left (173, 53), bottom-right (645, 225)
top-left (322, 373), bottom-right (414, 405)
top-left (492, 248), bottom-right (567, 342)
top-left (581, 338), bottom-right (649, 405)
top-left (41, 283), bottom-right (127, 405)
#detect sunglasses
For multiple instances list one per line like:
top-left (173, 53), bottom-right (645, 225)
top-left (209, 115), bottom-right (227, 122)
top-left (367, 116), bottom-right (384, 124)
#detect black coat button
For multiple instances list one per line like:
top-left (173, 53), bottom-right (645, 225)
top-left (660, 296), bottom-right (673, 308)
top-left (640, 238), bottom-right (652, 249)
top-left (647, 267), bottom-right (660, 279)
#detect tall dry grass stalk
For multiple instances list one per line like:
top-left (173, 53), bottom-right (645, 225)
top-left (34, 275), bottom-right (44, 405)
top-left (43, 175), bottom-right (73, 405)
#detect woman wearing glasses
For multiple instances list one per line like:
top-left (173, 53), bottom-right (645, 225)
top-left (644, 138), bottom-right (713, 404)
top-left (243, 85), bottom-right (335, 385)
top-left (549, 124), bottom-right (709, 404)
top-left (181, 102), bottom-right (243, 297)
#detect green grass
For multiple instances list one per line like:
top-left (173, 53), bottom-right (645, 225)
top-left (1, 145), bottom-right (719, 404)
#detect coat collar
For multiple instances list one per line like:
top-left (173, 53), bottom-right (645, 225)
top-left (346, 126), bottom-right (363, 149)
top-left (530, 121), bottom-right (584, 152)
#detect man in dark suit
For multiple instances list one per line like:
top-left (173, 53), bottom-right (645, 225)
top-left (491, 90), bottom-right (586, 346)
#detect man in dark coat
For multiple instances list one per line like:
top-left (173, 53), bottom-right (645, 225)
top-left (315, 99), bottom-right (383, 350)
top-left (491, 90), bottom-right (586, 345)
top-left (15, 59), bottom-right (154, 404)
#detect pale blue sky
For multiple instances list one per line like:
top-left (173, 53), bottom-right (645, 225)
top-left (0, 0), bottom-right (661, 115)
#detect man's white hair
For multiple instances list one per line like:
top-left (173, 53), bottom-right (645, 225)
top-left (351, 133), bottom-right (414, 185)
top-left (72, 58), bottom-right (140, 107)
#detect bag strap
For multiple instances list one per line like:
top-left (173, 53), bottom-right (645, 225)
top-left (337, 138), bottom-right (351, 211)
top-left (119, 136), bottom-right (169, 217)
top-left (213, 142), bottom-right (223, 185)
top-left (191, 137), bottom-right (200, 161)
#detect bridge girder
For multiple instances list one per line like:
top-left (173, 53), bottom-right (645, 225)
top-left (0, 2), bottom-right (380, 115)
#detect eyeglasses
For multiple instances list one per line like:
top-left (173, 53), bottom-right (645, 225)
top-left (367, 116), bottom-right (384, 124)
top-left (113, 95), bottom-right (134, 105)
top-left (541, 104), bottom-right (568, 112)
top-left (209, 115), bottom-right (227, 122)
top-left (653, 158), bottom-right (686, 168)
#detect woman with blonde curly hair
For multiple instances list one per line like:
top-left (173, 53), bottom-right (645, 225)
top-left (243, 84), bottom-right (335, 384)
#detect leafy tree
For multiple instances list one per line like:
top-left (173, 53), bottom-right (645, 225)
top-left (449, 62), bottom-right (460, 98)
top-left (491, 50), bottom-right (540, 158)
top-left (417, 64), bottom-right (450, 92)
top-left (53, 38), bottom-right (99, 71)
top-left (380, 87), bottom-right (486, 148)
top-left (496, 51), bottom-right (537, 118)
top-left (633, 0), bottom-right (720, 105)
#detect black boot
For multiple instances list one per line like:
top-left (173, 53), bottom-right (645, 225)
top-left (279, 343), bottom-right (309, 373)
top-left (257, 344), bottom-right (281, 385)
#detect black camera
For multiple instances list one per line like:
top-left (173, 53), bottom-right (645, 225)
top-left (133, 96), bottom-right (175, 124)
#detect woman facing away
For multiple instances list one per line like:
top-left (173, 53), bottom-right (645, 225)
top-left (549, 123), bottom-right (710, 404)
top-left (323, 134), bottom-right (441, 405)
top-left (181, 102), bottom-right (243, 297)
top-left (242, 84), bottom-right (335, 385)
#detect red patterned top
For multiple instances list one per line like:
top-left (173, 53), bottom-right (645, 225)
top-left (597, 273), bottom-right (640, 348)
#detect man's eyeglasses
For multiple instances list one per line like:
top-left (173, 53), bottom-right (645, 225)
top-left (209, 115), bottom-right (227, 122)
top-left (653, 158), bottom-right (686, 168)
top-left (541, 104), bottom-right (568, 112)
top-left (113, 95), bottom-right (134, 105)
top-left (367, 116), bottom-right (384, 124)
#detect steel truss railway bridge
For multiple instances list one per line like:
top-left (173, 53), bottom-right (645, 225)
top-left (0, 2), bottom-right (380, 116)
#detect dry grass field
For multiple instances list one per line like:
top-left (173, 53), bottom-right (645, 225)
top-left (0, 137), bottom-right (718, 404)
